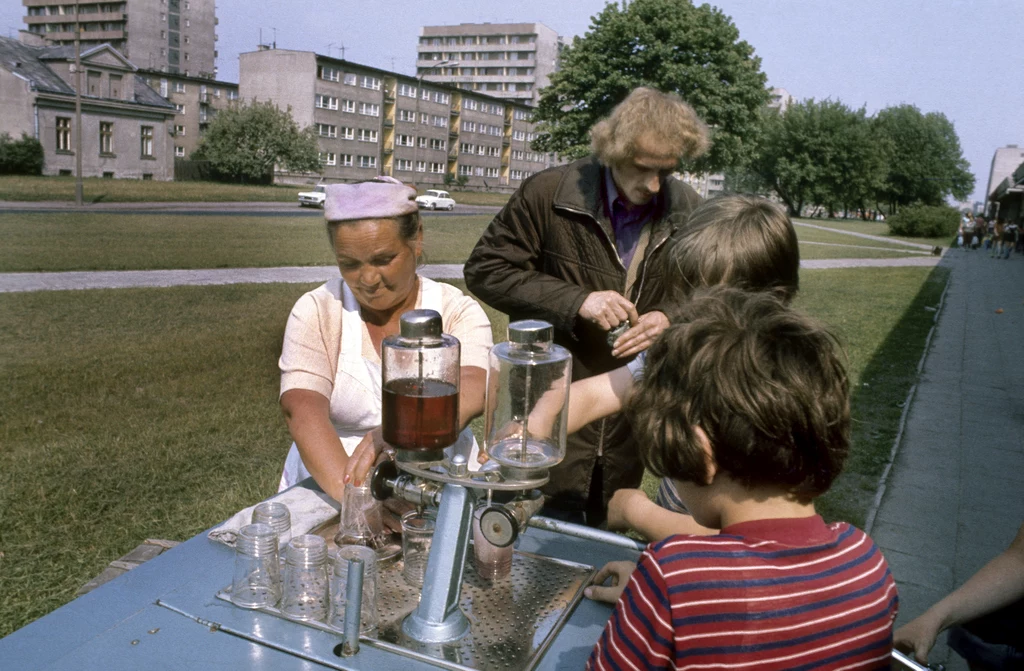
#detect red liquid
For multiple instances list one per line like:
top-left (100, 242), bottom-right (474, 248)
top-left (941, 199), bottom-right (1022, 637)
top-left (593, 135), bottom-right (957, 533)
top-left (381, 378), bottom-right (459, 451)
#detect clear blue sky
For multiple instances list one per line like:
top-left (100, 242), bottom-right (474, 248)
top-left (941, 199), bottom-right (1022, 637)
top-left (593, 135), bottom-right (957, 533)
top-left (3, 0), bottom-right (1020, 204)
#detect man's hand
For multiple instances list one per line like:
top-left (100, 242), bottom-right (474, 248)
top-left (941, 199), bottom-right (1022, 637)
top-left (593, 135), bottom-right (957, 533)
top-left (584, 561), bottom-right (636, 603)
top-left (343, 427), bottom-right (388, 487)
top-left (578, 291), bottom-right (639, 331)
top-left (893, 612), bottom-right (942, 665)
top-left (606, 488), bottom-right (654, 532)
top-left (610, 310), bottom-right (669, 358)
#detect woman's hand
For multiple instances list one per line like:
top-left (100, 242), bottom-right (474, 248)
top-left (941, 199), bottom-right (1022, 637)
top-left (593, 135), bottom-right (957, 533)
top-left (584, 561), bottom-right (636, 603)
top-left (344, 427), bottom-right (389, 487)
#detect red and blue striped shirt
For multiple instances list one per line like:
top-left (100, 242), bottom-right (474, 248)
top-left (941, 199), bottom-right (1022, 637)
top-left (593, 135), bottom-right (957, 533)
top-left (588, 515), bottom-right (898, 670)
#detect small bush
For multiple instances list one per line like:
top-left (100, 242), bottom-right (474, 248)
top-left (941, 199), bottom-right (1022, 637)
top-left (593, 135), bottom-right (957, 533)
top-left (887, 205), bottom-right (960, 238)
top-left (0, 133), bottom-right (44, 175)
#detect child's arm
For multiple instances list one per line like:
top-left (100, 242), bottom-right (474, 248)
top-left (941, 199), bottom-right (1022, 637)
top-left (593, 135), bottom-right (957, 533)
top-left (607, 488), bottom-right (717, 541)
top-left (894, 522), bottom-right (1024, 664)
top-left (564, 365), bottom-right (635, 435)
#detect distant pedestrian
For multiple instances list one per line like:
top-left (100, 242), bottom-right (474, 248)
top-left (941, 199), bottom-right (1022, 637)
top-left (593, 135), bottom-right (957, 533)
top-left (1002, 221), bottom-right (1018, 259)
top-left (991, 220), bottom-right (1005, 258)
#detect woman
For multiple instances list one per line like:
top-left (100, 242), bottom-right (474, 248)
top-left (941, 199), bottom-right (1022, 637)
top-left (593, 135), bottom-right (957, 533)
top-left (277, 177), bottom-right (492, 502)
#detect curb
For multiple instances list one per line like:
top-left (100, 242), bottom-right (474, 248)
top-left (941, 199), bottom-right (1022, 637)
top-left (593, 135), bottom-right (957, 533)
top-left (863, 266), bottom-right (952, 535)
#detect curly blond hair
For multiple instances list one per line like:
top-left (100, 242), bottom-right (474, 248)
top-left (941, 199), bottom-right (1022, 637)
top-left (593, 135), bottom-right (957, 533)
top-left (590, 87), bottom-right (711, 166)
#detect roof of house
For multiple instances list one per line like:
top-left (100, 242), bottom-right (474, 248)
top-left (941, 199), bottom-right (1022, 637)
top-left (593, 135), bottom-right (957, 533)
top-left (0, 36), bottom-right (175, 111)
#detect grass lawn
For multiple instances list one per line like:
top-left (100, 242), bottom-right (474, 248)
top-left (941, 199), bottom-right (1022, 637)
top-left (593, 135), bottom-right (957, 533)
top-left (0, 263), bottom-right (946, 635)
top-left (2, 211), bottom-right (937, 273)
top-left (0, 213), bottom-right (494, 272)
top-left (0, 176), bottom-right (512, 207)
top-left (796, 217), bottom-right (953, 249)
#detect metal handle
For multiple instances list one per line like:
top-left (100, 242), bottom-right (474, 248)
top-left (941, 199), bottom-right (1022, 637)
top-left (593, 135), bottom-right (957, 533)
top-left (891, 649), bottom-right (944, 671)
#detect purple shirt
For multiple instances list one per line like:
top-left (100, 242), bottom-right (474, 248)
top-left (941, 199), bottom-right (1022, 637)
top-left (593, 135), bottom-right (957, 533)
top-left (604, 168), bottom-right (657, 270)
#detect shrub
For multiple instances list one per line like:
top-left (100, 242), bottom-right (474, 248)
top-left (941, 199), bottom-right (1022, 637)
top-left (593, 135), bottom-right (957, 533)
top-left (887, 204), bottom-right (960, 238)
top-left (0, 133), bottom-right (44, 175)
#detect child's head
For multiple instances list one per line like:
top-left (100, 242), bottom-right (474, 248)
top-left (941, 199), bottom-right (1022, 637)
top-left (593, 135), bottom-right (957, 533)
top-left (664, 194), bottom-right (800, 303)
top-left (627, 287), bottom-right (849, 504)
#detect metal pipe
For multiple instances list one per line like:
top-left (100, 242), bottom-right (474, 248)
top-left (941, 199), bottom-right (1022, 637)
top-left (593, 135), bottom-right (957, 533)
top-left (527, 516), bottom-right (647, 552)
top-left (891, 649), bottom-right (942, 671)
top-left (341, 558), bottom-right (364, 657)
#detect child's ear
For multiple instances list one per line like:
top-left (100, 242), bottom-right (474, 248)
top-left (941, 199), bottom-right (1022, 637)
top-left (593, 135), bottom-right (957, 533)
top-left (693, 426), bottom-right (717, 485)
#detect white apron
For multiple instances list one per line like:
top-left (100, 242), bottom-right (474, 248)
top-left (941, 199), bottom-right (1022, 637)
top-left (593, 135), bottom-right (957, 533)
top-left (278, 279), bottom-right (478, 492)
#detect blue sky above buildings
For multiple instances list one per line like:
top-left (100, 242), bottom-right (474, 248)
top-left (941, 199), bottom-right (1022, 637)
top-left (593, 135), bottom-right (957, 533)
top-left (3, 0), bottom-right (1020, 204)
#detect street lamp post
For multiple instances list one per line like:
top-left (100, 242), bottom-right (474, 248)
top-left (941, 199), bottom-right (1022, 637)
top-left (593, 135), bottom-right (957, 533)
top-left (414, 60), bottom-right (458, 189)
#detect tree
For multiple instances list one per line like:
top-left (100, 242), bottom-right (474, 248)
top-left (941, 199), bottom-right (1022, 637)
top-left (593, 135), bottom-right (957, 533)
top-left (0, 133), bottom-right (44, 175)
top-left (531, 0), bottom-right (769, 173)
top-left (873, 105), bottom-right (974, 213)
top-left (747, 99), bottom-right (887, 217)
top-left (192, 100), bottom-right (320, 183)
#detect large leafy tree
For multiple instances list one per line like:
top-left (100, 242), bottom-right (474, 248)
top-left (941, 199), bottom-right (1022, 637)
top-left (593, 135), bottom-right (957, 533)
top-left (532, 0), bottom-right (769, 173)
top-left (873, 105), bottom-right (974, 212)
top-left (747, 99), bottom-right (887, 217)
top-left (192, 100), bottom-right (320, 183)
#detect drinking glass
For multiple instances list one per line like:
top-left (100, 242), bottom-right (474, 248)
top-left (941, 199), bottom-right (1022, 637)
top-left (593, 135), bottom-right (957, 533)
top-left (252, 501), bottom-right (292, 546)
top-left (472, 508), bottom-right (513, 580)
top-left (231, 522), bottom-right (281, 609)
top-left (401, 509), bottom-right (436, 588)
top-left (335, 483), bottom-right (384, 547)
top-left (280, 534), bottom-right (329, 621)
top-left (330, 545), bottom-right (379, 636)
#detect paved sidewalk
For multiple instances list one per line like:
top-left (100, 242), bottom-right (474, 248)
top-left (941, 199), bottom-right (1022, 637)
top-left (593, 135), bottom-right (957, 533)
top-left (0, 257), bottom-right (943, 293)
top-left (867, 249), bottom-right (1024, 670)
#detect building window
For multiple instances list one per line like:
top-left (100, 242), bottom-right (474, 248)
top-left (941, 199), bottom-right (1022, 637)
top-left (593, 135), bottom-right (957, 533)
top-left (486, 167), bottom-right (500, 178)
top-left (487, 146), bottom-right (500, 157)
top-left (317, 65), bottom-right (340, 82)
top-left (360, 76), bottom-right (380, 90)
top-left (340, 127), bottom-right (354, 140)
top-left (458, 164), bottom-right (472, 176)
top-left (430, 138), bottom-right (446, 151)
top-left (174, 81), bottom-right (186, 93)
top-left (397, 134), bottom-right (414, 147)
top-left (432, 91), bottom-right (450, 104)
top-left (431, 115), bottom-right (448, 128)
top-left (321, 152), bottom-right (337, 166)
top-left (398, 84), bottom-right (416, 98)
top-left (315, 94), bottom-right (339, 110)
top-left (421, 88), bottom-right (430, 101)
top-left (343, 73), bottom-right (357, 86)
top-left (140, 126), bottom-right (154, 157)
top-left (99, 121), bottom-right (113, 155)
top-left (511, 169), bottom-right (523, 180)
top-left (317, 123), bottom-right (337, 138)
top-left (358, 155), bottom-right (377, 168)
top-left (461, 121), bottom-right (476, 133)
top-left (228, 90), bottom-right (238, 100)
top-left (174, 124), bottom-right (185, 135)
top-left (464, 99), bottom-right (478, 111)
top-left (175, 145), bottom-right (185, 157)
top-left (175, 103), bottom-right (185, 114)
top-left (419, 113), bottom-right (428, 125)
top-left (358, 103), bottom-right (379, 117)
top-left (341, 99), bottom-right (355, 113)
top-left (415, 161), bottom-right (426, 173)
top-left (460, 143), bottom-right (473, 153)
top-left (417, 137), bottom-right (427, 149)
top-left (430, 162), bottom-right (444, 174)
top-left (357, 129), bottom-right (378, 143)
top-left (395, 158), bottom-right (412, 171)
top-left (398, 109), bottom-right (415, 122)
top-left (340, 154), bottom-right (353, 167)
top-left (56, 117), bottom-right (72, 152)
top-left (474, 166), bottom-right (484, 176)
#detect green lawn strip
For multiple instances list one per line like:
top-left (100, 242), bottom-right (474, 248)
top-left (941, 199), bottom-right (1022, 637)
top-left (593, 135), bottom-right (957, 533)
top-left (795, 218), bottom-right (952, 249)
top-left (798, 244), bottom-right (920, 260)
top-left (795, 225), bottom-right (925, 250)
top-left (0, 213), bottom-right (493, 272)
top-left (0, 176), bottom-right (512, 206)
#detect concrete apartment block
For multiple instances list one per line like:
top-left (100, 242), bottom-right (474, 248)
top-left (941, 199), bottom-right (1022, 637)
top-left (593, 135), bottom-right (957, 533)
top-left (139, 70), bottom-right (238, 157)
top-left (417, 22), bottom-right (562, 107)
top-left (21, 0), bottom-right (217, 78)
top-left (239, 48), bottom-right (550, 191)
top-left (986, 145), bottom-right (1024, 199)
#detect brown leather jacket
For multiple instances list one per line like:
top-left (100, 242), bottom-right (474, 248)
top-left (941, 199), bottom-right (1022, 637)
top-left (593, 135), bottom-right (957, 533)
top-left (463, 155), bottom-right (702, 514)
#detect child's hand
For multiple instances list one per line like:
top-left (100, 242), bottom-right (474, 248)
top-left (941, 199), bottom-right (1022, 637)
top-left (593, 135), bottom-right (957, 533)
top-left (606, 488), bottom-right (653, 531)
top-left (584, 561), bottom-right (636, 603)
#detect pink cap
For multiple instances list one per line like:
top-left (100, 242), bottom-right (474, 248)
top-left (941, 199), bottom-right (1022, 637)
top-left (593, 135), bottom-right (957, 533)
top-left (324, 176), bottom-right (418, 221)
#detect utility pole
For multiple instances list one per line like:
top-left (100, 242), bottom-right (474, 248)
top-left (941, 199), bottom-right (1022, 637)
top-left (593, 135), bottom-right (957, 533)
top-left (74, 0), bottom-right (83, 207)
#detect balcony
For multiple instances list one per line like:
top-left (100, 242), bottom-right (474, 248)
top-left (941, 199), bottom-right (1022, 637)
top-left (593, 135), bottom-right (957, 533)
top-left (382, 119), bottom-right (394, 128)
top-left (448, 129), bottom-right (459, 139)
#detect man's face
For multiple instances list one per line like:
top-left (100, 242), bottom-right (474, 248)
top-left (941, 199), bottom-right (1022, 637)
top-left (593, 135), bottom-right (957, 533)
top-left (609, 133), bottom-right (680, 206)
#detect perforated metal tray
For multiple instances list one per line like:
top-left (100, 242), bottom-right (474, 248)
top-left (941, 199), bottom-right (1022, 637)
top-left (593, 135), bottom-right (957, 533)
top-left (217, 548), bottom-right (595, 671)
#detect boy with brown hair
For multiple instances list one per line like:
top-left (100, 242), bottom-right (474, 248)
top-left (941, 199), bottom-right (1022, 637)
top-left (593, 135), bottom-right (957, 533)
top-left (586, 287), bottom-right (898, 670)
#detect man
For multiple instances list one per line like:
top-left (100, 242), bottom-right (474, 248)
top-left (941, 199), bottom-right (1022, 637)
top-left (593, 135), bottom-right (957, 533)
top-left (464, 87), bottom-right (710, 526)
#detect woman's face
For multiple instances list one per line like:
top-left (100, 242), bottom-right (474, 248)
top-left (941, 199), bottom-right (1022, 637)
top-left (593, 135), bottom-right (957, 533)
top-left (333, 218), bottom-right (421, 314)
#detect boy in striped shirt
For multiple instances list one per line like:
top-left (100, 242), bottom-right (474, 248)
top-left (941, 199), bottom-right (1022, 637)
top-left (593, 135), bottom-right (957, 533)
top-left (585, 287), bottom-right (899, 670)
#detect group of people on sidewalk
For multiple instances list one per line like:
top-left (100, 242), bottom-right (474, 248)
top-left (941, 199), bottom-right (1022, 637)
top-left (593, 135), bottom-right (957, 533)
top-left (959, 214), bottom-right (1021, 258)
top-left (269, 86), bottom-right (1022, 669)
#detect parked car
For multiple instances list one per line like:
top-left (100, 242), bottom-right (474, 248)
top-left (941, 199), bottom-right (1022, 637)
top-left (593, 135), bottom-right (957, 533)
top-left (298, 184), bottom-right (327, 208)
top-left (415, 189), bottom-right (456, 211)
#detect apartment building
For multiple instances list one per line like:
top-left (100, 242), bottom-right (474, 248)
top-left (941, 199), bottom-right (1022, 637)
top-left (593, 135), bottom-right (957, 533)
top-left (0, 36), bottom-right (177, 179)
top-left (139, 70), bottom-right (237, 157)
top-left (20, 0), bottom-right (217, 78)
top-left (417, 22), bottom-right (562, 106)
top-left (239, 47), bottom-right (551, 190)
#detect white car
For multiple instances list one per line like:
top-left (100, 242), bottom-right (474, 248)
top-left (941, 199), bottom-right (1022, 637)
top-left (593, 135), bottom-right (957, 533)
top-left (415, 189), bottom-right (456, 211)
top-left (298, 184), bottom-right (327, 208)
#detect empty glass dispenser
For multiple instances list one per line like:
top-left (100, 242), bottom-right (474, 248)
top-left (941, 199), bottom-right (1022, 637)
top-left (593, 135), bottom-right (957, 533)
top-left (484, 320), bottom-right (571, 479)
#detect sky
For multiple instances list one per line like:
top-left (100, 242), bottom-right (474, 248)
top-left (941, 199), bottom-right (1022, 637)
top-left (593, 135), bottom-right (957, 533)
top-left (2, 0), bottom-right (1021, 204)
